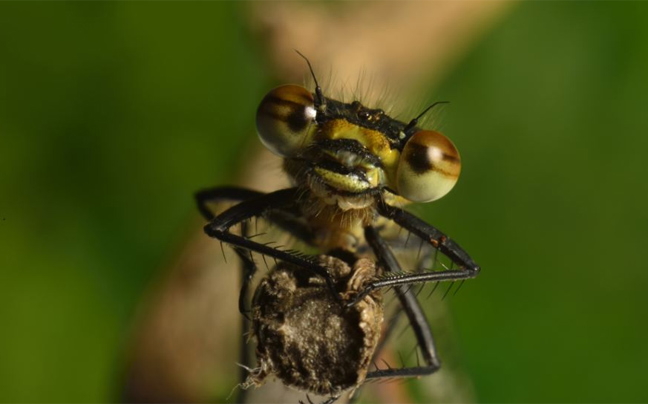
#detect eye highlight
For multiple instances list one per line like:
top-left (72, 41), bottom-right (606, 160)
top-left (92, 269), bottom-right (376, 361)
top-left (256, 84), bottom-right (317, 157)
top-left (396, 130), bottom-right (461, 202)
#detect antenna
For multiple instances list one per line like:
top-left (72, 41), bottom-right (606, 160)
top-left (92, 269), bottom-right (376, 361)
top-left (403, 101), bottom-right (450, 135)
top-left (295, 50), bottom-right (325, 107)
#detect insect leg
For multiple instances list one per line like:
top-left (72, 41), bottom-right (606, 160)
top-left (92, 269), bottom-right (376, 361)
top-left (363, 226), bottom-right (440, 380)
top-left (196, 186), bottom-right (317, 312)
top-left (231, 245), bottom-right (255, 404)
top-left (348, 200), bottom-right (481, 305)
top-left (203, 187), bottom-right (339, 297)
top-left (195, 186), bottom-right (264, 220)
top-left (196, 186), bottom-right (316, 246)
top-left (376, 199), bottom-right (480, 273)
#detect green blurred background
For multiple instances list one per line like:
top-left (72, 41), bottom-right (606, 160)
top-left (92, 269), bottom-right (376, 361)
top-left (1, 2), bottom-right (647, 403)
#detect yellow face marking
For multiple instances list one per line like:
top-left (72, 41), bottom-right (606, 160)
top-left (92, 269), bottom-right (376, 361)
top-left (315, 119), bottom-right (401, 187)
top-left (313, 167), bottom-right (373, 192)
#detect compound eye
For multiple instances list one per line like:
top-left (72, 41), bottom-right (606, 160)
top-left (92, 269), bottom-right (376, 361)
top-left (397, 130), bottom-right (461, 202)
top-left (256, 84), bottom-right (316, 157)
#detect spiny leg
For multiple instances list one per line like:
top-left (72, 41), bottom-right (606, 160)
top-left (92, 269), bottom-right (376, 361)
top-left (232, 245), bottom-right (255, 404)
top-left (349, 232), bottom-right (435, 404)
top-left (203, 187), bottom-right (339, 298)
top-left (195, 186), bottom-right (265, 221)
top-left (198, 187), bottom-right (341, 402)
top-left (363, 226), bottom-right (441, 380)
top-left (196, 185), bottom-right (317, 246)
top-left (348, 201), bottom-right (480, 305)
top-left (197, 187), bottom-right (329, 311)
top-left (377, 199), bottom-right (480, 274)
top-left (365, 227), bottom-right (439, 359)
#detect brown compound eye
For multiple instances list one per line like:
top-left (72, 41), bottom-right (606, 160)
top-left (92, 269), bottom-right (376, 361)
top-left (256, 84), bottom-right (317, 157)
top-left (397, 130), bottom-right (461, 202)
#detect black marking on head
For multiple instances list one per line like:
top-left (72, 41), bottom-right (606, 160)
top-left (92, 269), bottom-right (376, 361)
top-left (316, 138), bottom-right (383, 167)
top-left (318, 97), bottom-right (407, 149)
top-left (316, 159), bottom-right (369, 181)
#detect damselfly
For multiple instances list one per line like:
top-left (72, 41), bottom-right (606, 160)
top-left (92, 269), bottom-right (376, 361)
top-left (195, 53), bottom-right (480, 403)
